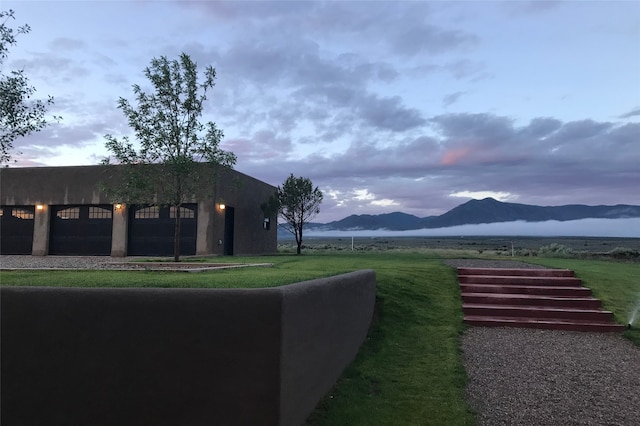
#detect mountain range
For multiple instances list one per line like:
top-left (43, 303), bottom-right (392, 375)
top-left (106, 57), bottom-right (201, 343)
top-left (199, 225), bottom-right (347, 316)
top-left (303, 198), bottom-right (640, 231)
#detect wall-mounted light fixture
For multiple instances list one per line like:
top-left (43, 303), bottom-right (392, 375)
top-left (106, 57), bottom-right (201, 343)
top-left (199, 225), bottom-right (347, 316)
top-left (263, 217), bottom-right (270, 230)
top-left (36, 204), bottom-right (44, 211)
top-left (218, 203), bottom-right (226, 210)
top-left (114, 203), bottom-right (123, 211)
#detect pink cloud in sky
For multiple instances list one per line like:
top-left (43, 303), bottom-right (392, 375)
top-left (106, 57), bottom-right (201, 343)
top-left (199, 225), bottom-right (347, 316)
top-left (440, 147), bottom-right (471, 165)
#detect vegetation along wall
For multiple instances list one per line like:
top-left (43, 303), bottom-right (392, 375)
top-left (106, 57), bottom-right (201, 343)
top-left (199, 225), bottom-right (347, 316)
top-left (1, 270), bottom-right (376, 426)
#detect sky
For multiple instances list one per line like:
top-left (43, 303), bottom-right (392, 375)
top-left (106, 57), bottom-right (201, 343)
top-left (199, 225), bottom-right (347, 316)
top-left (3, 0), bottom-right (639, 223)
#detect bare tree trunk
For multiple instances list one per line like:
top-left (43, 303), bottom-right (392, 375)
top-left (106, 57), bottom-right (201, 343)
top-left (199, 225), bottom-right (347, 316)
top-left (296, 226), bottom-right (302, 255)
top-left (173, 205), bottom-right (181, 262)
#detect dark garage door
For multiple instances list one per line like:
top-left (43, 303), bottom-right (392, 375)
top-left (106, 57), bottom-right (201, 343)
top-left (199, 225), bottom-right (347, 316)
top-left (128, 204), bottom-right (197, 256)
top-left (49, 205), bottom-right (113, 255)
top-left (0, 206), bottom-right (35, 255)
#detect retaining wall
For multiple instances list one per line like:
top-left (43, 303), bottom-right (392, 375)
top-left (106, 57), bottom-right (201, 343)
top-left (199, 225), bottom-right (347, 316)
top-left (1, 270), bottom-right (376, 426)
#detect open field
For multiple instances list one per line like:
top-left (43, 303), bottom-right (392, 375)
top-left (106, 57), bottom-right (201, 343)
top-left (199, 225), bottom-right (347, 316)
top-left (279, 235), bottom-right (640, 256)
top-left (2, 247), bottom-right (638, 424)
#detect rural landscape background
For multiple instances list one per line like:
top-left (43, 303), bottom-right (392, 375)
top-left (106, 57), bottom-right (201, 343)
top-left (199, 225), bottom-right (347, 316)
top-left (279, 197), bottom-right (640, 239)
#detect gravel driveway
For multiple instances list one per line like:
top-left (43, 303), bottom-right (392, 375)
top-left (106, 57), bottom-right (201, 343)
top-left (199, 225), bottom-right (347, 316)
top-left (0, 255), bottom-right (125, 270)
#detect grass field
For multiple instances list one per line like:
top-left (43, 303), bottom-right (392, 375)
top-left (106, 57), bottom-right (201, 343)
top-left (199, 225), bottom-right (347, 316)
top-left (525, 257), bottom-right (640, 346)
top-left (1, 241), bottom-right (638, 425)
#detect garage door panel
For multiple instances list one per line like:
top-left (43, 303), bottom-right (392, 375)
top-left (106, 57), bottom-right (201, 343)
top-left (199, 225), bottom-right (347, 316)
top-left (0, 206), bottom-right (35, 255)
top-left (127, 204), bottom-right (197, 256)
top-left (49, 205), bottom-right (113, 255)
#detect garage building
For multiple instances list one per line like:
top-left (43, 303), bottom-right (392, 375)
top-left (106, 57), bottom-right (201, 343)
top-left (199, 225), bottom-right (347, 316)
top-left (0, 165), bottom-right (277, 257)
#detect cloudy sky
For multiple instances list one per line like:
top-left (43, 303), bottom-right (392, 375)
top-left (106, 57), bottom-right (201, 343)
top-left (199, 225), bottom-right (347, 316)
top-left (4, 0), bottom-right (639, 222)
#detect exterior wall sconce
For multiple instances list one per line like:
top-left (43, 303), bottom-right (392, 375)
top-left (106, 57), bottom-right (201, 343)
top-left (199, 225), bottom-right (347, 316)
top-left (218, 203), bottom-right (226, 210)
top-left (263, 217), bottom-right (270, 230)
top-left (36, 204), bottom-right (44, 211)
top-left (114, 203), bottom-right (123, 211)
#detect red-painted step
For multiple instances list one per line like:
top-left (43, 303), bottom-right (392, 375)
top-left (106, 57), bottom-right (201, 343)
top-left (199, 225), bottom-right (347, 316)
top-left (457, 267), bottom-right (624, 332)
top-left (460, 284), bottom-right (592, 297)
top-left (457, 267), bottom-right (574, 277)
top-left (463, 315), bottom-right (625, 332)
top-left (463, 303), bottom-right (614, 322)
top-left (458, 275), bottom-right (582, 286)
top-left (461, 293), bottom-right (602, 309)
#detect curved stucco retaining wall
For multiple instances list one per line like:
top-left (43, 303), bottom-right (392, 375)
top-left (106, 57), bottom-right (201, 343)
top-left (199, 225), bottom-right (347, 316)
top-left (0, 270), bottom-right (376, 426)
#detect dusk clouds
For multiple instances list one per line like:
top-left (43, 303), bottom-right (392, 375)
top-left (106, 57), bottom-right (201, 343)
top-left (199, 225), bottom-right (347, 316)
top-left (4, 0), bottom-right (639, 222)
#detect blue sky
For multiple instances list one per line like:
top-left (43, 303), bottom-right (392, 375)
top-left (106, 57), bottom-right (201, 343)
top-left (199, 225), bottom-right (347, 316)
top-left (3, 0), bottom-right (639, 223)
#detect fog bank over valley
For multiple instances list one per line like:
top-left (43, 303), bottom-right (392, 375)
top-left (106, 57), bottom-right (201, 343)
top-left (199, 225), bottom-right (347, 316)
top-left (299, 218), bottom-right (640, 238)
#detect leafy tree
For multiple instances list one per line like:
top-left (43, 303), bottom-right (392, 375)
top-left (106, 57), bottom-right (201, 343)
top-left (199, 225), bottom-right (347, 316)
top-left (264, 174), bottom-right (323, 255)
top-left (103, 53), bottom-right (236, 261)
top-left (1, 9), bottom-right (58, 165)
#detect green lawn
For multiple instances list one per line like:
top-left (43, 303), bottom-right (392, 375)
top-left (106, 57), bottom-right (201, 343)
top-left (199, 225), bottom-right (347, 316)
top-left (0, 255), bottom-right (351, 288)
top-left (2, 252), bottom-right (637, 424)
top-left (525, 257), bottom-right (640, 345)
top-left (306, 256), bottom-right (473, 426)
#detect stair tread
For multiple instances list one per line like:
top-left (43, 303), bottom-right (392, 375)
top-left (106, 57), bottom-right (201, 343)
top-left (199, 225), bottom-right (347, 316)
top-left (460, 284), bottom-right (587, 289)
top-left (464, 315), bottom-right (617, 324)
top-left (458, 275), bottom-right (580, 280)
top-left (458, 268), bottom-right (572, 270)
top-left (461, 292), bottom-right (598, 301)
top-left (463, 316), bottom-right (625, 330)
top-left (462, 303), bottom-right (612, 313)
top-left (457, 267), bottom-right (573, 273)
top-left (459, 284), bottom-right (591, 294)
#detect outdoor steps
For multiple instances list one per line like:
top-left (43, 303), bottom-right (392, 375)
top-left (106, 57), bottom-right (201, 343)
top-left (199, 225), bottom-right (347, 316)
top-left (458, 267), bottom-right (625, 332)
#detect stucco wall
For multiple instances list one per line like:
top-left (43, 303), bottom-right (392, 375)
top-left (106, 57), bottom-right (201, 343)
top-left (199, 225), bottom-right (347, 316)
top-left (0, 270), bottom-right (376, 426)
top-left (0, 165), bottom-right (116, 206)
top-left (280, 270), bottom-right (378, 425)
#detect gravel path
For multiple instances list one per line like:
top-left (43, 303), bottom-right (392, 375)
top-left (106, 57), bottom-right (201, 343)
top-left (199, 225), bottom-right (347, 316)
top-left (0, 255), bottom-right (125, 270)
top-left (447, 259), bottom-right (640, 425)
top-left (0, 255), bottom-right (259, 271)
top-left (462, 327), bottom-right (640, 425)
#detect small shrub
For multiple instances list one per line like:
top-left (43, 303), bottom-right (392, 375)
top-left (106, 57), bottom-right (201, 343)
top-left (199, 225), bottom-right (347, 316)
top-left (538, 243), bottom-right (574, 258)
top-left (608, 247), bottom-right (640, 260)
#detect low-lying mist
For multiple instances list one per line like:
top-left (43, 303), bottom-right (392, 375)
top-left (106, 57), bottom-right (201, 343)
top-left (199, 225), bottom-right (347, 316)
top-left (302, 218), bottom-right (640, 238)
